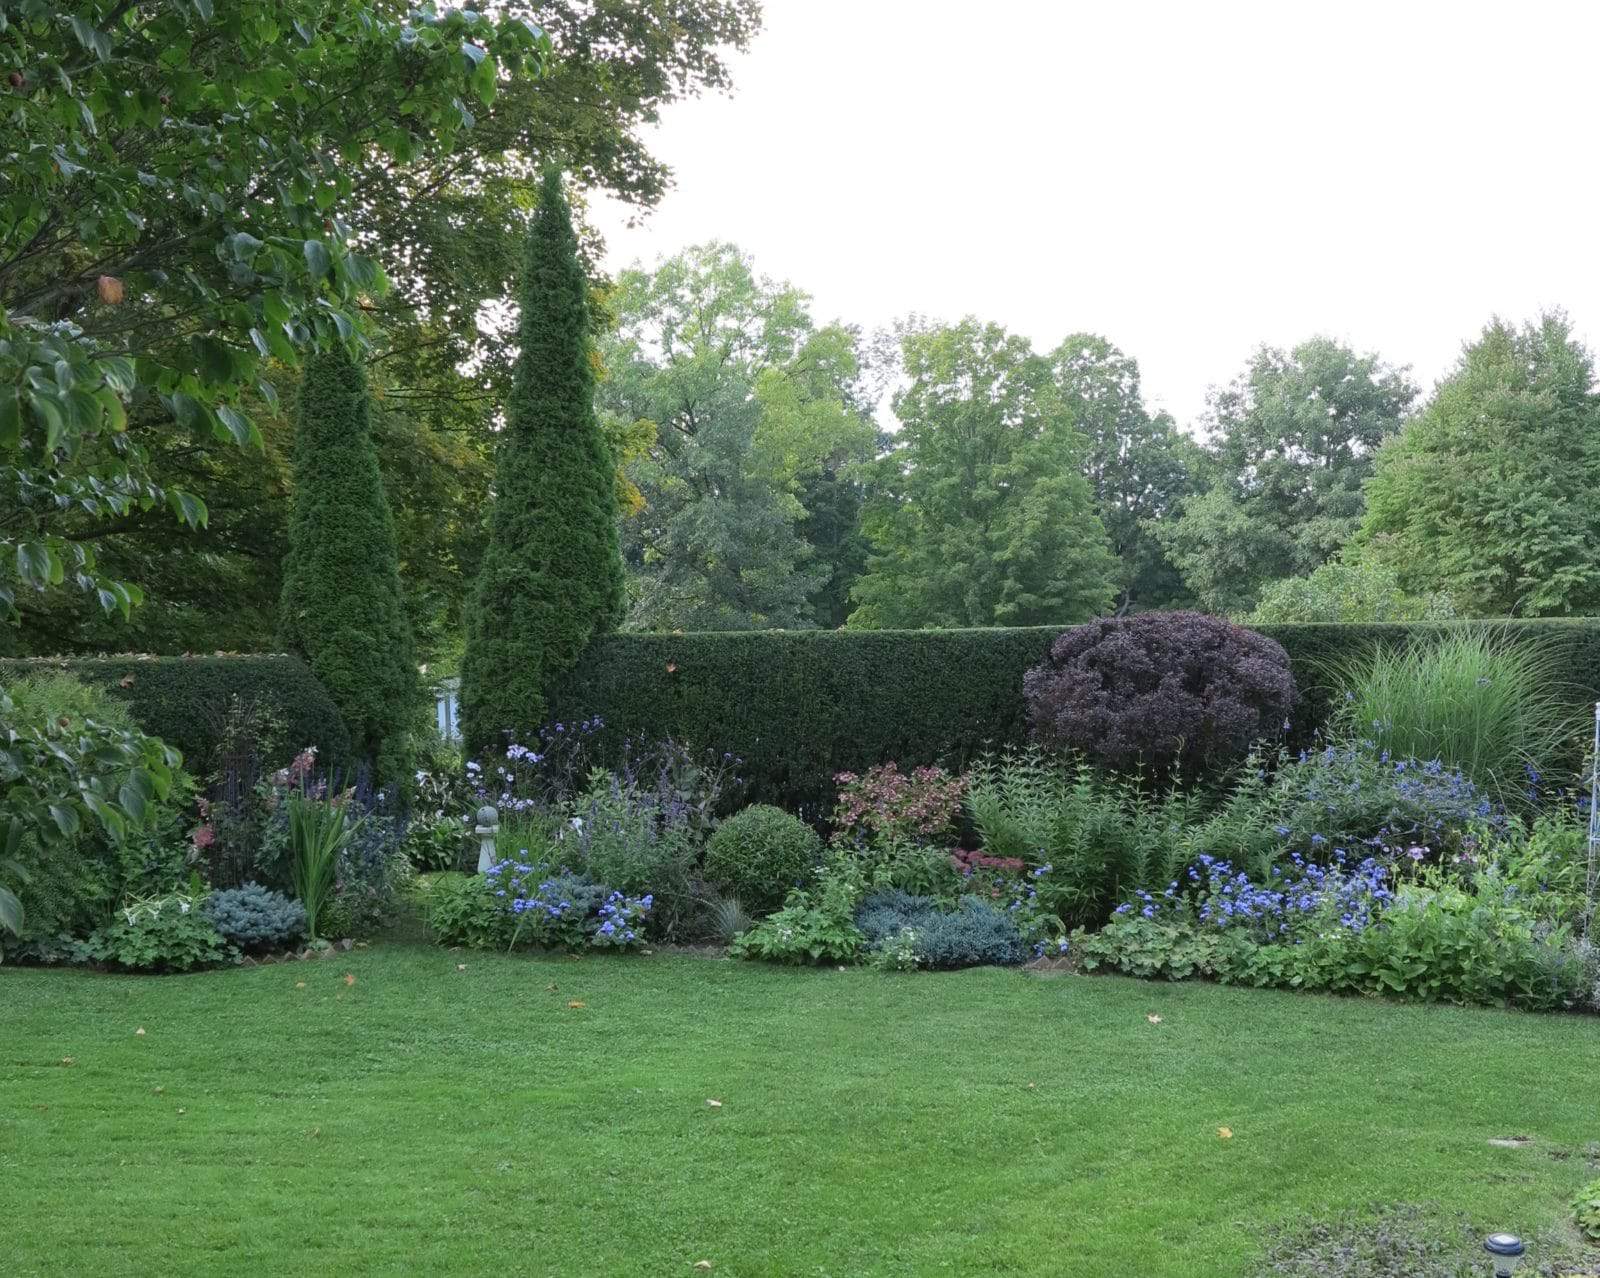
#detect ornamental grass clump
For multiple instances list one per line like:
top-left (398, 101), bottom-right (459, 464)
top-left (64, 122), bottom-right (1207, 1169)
top-left (1329, 627), bottom-right (1578, 802)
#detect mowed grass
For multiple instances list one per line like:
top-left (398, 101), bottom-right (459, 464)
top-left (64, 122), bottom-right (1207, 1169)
top-left (4, 946), bottom-right (1597, 1277)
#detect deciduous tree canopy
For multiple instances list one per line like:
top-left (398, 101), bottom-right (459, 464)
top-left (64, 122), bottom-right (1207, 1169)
top-left (848, 320), bottom-right (1118, 630)
top-left (1359, 313), bottom-right (1600, 617)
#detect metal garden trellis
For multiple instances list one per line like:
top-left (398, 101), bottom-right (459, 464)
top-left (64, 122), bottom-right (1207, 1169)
top-left (1587, 701), bottom-right (1600, 941)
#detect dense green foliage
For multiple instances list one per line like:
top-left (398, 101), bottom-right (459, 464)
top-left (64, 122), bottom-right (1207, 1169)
top-left (460, 170), bottom-right (626, 756)
top-left (849, 319), bottom-right (1119, 628)
top-left (598, 243), bottom-right (878, 630)
top-left (278, 348), bottom-right (418, 781)
top-left (1361, 313), bottom-right (1600, 616)
top-left (967, 751), bottom-right (1284, 927)
top-left (1574, 1179), bottom-right (1600, 1243)
top-left (0, 655), bottom-right (350, 773)
top-left (546, 620), bottom-right (1600, 810)
top-left (1, 2), bottom-right (760, 661)
top-left (421, 867), bottom-right (650, 953)
top-left (5, 948), bottom-right (1599, 1274)
top-left (287, 793), bottom-right (354, 943)
top-left (0, 0), bottom-right (549, 625)
top-left (77, 889), bottom-right (232, 973)
top-left (1046, 334), bottom-right (1198, 612)
top-left (1160, 338), bottom-right (1417, 614)
top-left (1248, 557), bottom-right (1454, 624)
top-left (1075, 872), bottom-right (1592, 1013)
top-left (0, 673), bottom-right (189, 952)
top-left (703, 804), bottom-right (822, 912)
top-left (728, 863), bottom-right (865, 963)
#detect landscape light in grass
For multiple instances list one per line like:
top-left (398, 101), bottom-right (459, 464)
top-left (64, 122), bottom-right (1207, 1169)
top-left (1483, 1232), bottom-right (1524, 1276)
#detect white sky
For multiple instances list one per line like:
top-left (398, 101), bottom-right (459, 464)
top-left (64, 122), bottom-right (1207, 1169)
top-left (590, 0), bottom-right (1600, 427)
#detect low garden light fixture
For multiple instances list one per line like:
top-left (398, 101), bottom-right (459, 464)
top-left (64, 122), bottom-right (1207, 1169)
top-left (1483, 1233), bottom-right (1524, 1276)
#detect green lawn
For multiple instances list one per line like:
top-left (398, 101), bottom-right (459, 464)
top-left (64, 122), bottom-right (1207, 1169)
top-left (4, 946), bottom-right (1596, 1276)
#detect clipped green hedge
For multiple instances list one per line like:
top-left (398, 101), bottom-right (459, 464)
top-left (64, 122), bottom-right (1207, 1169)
top-left (0, 653), bottom-right (351, 773)
top-left (545, 620), bottom-right (1600, 813)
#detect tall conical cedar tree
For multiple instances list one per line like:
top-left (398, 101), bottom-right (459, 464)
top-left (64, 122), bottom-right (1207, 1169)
top-left (278, 345), bottom-right (419, 784)
top-left (460, 170), bottom-right (625, 756)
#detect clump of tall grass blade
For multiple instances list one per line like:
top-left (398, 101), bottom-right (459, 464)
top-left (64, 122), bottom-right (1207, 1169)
top-left (287, 793), bottom-right (358, 942)
top-left (1328, 627), bottom-right (1578, 801)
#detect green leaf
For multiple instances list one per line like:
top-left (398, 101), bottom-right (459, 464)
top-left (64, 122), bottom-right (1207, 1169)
top-left (303, 238), bottom-right (332, 280)
top-left (472, 56), bottom-right (497, 107)
top-left (344, 253), bottom-right (383, 291)
top-left (99, 357), bottom-right (136, 394)
top-left (48, 803), bottom-right (81, 838)
top-left (214, 404), bottom-right (255, 446)
top-left (168, 489), bottom-right (209, 528)
top-left (68, 17), bottom-right (113, 62)
top-left (16, 542), bottom-right (56, 588)
top-left (81, 793), bottom-right (124, 841)
top-left (170, 391), bottom-right (204, 431)
top-left (192, 336), bottom-right (236, 384)
top-left (0, 885), bottom-right (21, 937)
top-left (118, 780), bottom-right (148, 824)
top-left (0, 390), bottom-right (20, 451)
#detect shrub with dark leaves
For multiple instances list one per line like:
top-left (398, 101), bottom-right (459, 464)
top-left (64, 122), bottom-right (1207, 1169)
top-left (204, 882), bottom-right (307, 953)
top-left (856, 889), bottom-right (1028, 969)
top-left (1024, 611), bottom-right (1295, 776)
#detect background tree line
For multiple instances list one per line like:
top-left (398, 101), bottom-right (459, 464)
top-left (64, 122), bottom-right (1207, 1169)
top-left (6, 0), bottom-right (1599, 668)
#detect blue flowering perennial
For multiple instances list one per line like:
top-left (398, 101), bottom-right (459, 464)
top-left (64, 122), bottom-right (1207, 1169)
top-left (1276, 742), bottom-right (1504, 857)
top-left (483, 860), bottom-right (651, 952)
top-left (468, 717), bottom-right (609, 813)
top-left (1112, 851), bottom-right (1395, 944)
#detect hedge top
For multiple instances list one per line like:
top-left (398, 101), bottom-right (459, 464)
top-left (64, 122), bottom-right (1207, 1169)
top-left (543, 619), bottom-right (1600, 813)
top-left (0, 652), bottom-right (351, 774)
